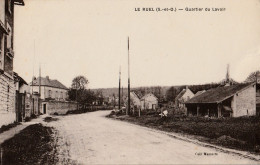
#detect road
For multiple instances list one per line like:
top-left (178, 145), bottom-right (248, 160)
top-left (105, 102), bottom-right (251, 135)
top-left (46, 111), bottom-right (259, 164)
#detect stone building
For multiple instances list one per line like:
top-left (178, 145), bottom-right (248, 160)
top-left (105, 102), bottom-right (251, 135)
top-left (0, 0), bottom-right (24, 127)
top-left (175, 86), bottom-right (194, 109)
top-left (30, 76), bottom-right (69, 101)
top-left (185, 83), bottom-right (256, 118)
top-left (140, 93), bottom-right (158, 110)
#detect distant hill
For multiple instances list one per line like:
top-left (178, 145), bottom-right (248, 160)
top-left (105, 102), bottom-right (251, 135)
top-left (90, 83), bottom-right (221, 98)
top-left (91, 86), bottom-right (172, 98)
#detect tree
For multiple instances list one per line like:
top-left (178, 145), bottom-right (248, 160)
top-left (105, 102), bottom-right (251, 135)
top-left (166, 86), bottom-right (178, 102)
top-left (72, 76), bottom-right (89, 90)
top-left (245, 70), bottom-right (260, 83)
top-left (68, 75), bottom-right (93, 109)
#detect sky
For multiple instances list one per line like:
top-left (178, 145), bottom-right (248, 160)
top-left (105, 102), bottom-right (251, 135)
top-left (13, 0), bottom-right (260, 89)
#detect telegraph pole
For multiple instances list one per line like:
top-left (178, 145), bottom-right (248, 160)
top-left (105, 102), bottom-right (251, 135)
top-left (38, 63), bottom-right (41, 114)
top-left (118, 66), bottom-right (121, 110)
top-left (127, 37), bottom-right (130, 115)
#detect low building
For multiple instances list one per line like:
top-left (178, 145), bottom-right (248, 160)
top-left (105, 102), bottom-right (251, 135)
top-left (175, 86), bottom-right (194, 110)
top-left (141, 93), bottom-right (158, 110)
top-left (130, 91), bottom-right (142, 108)
top-left (185, 83), bottom-right (256, 118)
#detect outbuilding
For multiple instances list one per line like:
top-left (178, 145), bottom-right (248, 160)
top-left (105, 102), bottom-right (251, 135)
top-left (185, 83), bottom-right (256, 118)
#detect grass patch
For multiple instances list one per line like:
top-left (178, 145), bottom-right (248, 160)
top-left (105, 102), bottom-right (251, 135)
top-left (108, 111), bottom-right (260, 153)
top-left (44, 117), bottom-right (59, 123)
top-left (0, 122), bottom-right (20, 134)
top-left (0, 124), bottom-right (58, 165)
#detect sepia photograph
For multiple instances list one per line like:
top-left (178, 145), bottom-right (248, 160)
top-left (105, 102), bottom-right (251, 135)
top-left (0, 0), bottom-right (260, 164)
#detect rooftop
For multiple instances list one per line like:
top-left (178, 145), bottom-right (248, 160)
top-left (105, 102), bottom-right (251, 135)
top-left (30, 76), bottom-right (68, 90)
top-left (185, 83), bottom-right (255, 104)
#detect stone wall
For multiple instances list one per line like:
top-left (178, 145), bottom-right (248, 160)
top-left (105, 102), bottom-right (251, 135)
top-left (41, 101), bottom-right (77, 115)
top-left (0, 74), bottom-right (15, 127)
top-left (234, 84), bottom-right (256, 117)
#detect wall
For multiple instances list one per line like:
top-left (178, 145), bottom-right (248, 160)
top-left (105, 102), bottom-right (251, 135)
top-left (233, 85), bottom-right (256, 117)
top-left (141, 94), bottom-right (158, 110)
top-left (0, 0), bottom-right (5, 23)
top-left (182, 89), bottom-right (195, 101)
top-left (0, 74), bottom-right (15, 127)
top-left (130, 92), bottom-right (141, 107)
top-left (41, 101), bottom-right (77, 115)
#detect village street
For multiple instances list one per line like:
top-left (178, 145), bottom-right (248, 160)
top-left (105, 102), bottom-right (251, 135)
top-left (44, 111), bottom-right (258, 164)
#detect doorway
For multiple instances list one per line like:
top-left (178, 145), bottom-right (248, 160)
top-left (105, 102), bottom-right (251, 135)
top-left (43, 104), bottom-right (47, 114)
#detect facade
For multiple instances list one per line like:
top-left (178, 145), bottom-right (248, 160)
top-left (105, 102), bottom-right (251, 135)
top-left (140, 93), bottom-right (158, 110)
top-left (0, 0), bottom-right (24, 127)
top-left (185, 83), bottom-right (256, 118)
top-left (130, 91), bottom-right (141, 108)
top-left (175, 86), bottom-right (194, 109)
top-left (30, 76), bottom-right (69, 101)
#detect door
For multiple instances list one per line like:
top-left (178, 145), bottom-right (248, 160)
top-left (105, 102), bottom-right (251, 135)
top-left (43, 104), bottom-right (46, 114)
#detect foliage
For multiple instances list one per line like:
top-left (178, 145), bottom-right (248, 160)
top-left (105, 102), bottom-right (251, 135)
top-left (71, 75), bottom-right (89, 90)
top-left (245, 70), bottom-right (260, 83)
top-left (166, 86), bottom-right (178, 101)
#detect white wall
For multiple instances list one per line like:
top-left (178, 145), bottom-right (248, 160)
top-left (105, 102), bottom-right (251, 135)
top-left (233, 85), bottom-right (256, 117)
top-left (0, 0), bottom-right (5, 23)
top-left (141, 94), bottom-right (158, 110)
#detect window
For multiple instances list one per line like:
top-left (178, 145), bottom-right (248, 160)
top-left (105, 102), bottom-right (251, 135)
top-left (48, 90), bottom-right (52, 98)
top-left (61, 92), bottom-right (63, 99)
top-left (7, 25), bottom-right (12, 49)
top-left (4, 24), bottom-right (13, 75)
top-left (0, 33), bottom-right (3, 69)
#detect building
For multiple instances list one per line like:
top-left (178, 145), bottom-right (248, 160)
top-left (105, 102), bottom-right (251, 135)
top-left (30, 76), bottom-right (69, 101)
top-left (140, 93), bottom-right (158, 110)
top-left (0, 0), bottom-right (24, 127)
top-left (185, 83), bottom-right (256, 118)
top-left (130, 91), bottom-right (142, 108)
top-left (175, 86), bottom-right (194, 109)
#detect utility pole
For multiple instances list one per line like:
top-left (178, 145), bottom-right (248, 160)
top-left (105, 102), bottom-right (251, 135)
top-left (127, 36), bottom-right (130, 115)
top-left (118, 66), bottom-right (121, 110)
top-left (38, 63), bottom-right (41, 114)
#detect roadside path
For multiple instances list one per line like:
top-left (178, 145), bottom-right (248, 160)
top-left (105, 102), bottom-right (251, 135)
top-left (0, 115), bottom-right (46, 145)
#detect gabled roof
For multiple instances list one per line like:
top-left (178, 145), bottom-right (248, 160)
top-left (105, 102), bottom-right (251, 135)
top-left (141, 93), bottom-right (158, 100)
top-left (131, 91), bottom-right (143, 99)
top-left (175, 88), bottom-right (193, 101)
top-left (185, 83), bottom-right (255, 104)
top-left (194, 90), bottom-right (206, 97)
top-left (30, 76), bottom-right (68, 90)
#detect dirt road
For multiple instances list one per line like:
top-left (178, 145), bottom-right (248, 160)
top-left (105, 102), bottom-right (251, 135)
top-left (46, 111), bottom-right (259, 164)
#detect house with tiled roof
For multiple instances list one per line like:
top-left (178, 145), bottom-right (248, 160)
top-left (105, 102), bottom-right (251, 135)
top-left (185, 83), bottom-right (256, 118)
top-left (30, 76), bottom-right (69, 101)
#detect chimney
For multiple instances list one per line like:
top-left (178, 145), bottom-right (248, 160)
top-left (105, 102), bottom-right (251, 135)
top-left (186, 86), bottom-right (188, 90)
top-left (46, 76), bottom-right (49, 81)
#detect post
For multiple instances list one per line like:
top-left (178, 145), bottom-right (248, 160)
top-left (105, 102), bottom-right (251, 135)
top-left (196, 105), bottom-right (200, 117)
top-left (38, 64), bottom-right (41, 114)
top-left (217, 104), bottom-right (222, 118)
top-left (127, 37), bottom-right (130, 115)
top-left (118, 66), bottom-right (121, 110)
